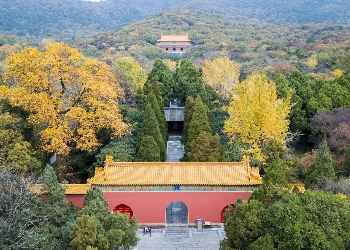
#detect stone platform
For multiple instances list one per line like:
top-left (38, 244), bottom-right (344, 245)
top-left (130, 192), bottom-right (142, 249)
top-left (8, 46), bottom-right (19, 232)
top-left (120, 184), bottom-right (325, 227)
top-left (132, 226), bottom-right (225, 250)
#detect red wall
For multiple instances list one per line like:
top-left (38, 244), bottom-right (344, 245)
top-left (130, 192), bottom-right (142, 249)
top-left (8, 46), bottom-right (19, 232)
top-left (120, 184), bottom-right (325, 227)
top-left (66, 191), bottom-right (252, 224)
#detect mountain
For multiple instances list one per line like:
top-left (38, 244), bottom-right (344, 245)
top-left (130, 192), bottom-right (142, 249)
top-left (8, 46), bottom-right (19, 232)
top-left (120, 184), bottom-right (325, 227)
top-left (1, 0), bottom-right (350, 40)
top-left (75, 10), bottom-right (350, 77)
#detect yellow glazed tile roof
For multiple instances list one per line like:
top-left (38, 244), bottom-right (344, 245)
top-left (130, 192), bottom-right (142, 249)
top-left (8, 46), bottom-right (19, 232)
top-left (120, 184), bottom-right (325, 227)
top-left (87, 156), bottom-right (263, 186)
top-left (65, 184), bottom-right (92, 194)
top-left (30, 184), bottom-right (91, 195)
top-left (156, 43), bottom-right (193, 46)
top-left (157, 34), bottom-right (191, 42)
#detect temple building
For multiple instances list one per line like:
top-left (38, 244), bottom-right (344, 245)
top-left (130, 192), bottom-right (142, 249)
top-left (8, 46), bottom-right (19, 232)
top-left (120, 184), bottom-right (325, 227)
top-left (65, 156), bottom-right (266, 225)
top-left (156, 34), bottom-right (193, 54)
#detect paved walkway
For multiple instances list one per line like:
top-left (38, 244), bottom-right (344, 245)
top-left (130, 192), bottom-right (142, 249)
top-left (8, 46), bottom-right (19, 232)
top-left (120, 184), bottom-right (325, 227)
top-left (132, 227), bottom-right (225, 250)
top-left (167, 134), bottom-right (185, 162)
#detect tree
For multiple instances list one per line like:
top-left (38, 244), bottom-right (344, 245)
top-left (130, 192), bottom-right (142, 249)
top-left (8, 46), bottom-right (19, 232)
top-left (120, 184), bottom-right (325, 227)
top-left (78, 188), bottom-right (108, 222)
top-left (305, 139), bottom-right (335, 188)
top-left (262, 191), bottom-right (350, 249)
top-left (0, 167), bottom-right (51, 249)
top-left (0, 112), bottom-right (41, 172)
top-left (41, 165), bottom-right (78, 250)
top-left (104, 212), bottom-right (139, 250)
top-left (0, 43), bottom-right (128, 179)
top-left (187, 132), bottom-right (226, 162)
top-left (273, 74), bottom-right (290, 99)
top-left (114, 57), bottom-right (147, 95)
top-left (174, 59), bottom-right (205, 105)
top-left (137, 136), bottom-right (161, 162)
top-left (138, 104), bottom-right (166, 161)
top-left (202, 56), bottom-right (240, 100)
top-left (146, 90), bottom-right (167, 143)
top-left (151, 78), bottom-right (168, 139)
top-left (222, 200), bottom-right (266, 250)
top-left (69, 215), bottom-right (109, 250)
top-left (224, 74), bottom-right (292, 162)
top-left (186, 96), bottom-right (212, 151)
top-left (147, 59), bottom-right (175, 106)
top-left (181, 96), bottom-right (195, 145)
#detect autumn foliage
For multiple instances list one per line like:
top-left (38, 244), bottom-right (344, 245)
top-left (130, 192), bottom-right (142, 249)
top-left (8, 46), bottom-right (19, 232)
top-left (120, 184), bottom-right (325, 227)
top-left (0, 43), bottom-right (128, 156)
top-left (224, 74), bottom-right (291, 161)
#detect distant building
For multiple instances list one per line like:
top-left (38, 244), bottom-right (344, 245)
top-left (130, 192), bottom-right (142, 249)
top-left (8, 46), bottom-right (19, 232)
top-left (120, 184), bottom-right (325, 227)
top-left (156, 34), bottom-right (193, 54)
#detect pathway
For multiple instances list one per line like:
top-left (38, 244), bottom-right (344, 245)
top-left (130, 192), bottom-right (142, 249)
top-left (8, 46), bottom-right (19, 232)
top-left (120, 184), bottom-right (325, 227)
top-left (167, 134), bottom-right (185, 162)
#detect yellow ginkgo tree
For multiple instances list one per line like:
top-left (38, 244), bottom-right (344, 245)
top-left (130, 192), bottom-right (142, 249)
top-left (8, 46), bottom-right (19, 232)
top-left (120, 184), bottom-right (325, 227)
top-left (0, 43), bottom-right (128, 178)
top-left (224, 74), bottom-right (292, 162)
top-left (202, 56), bottom-right (240, 100)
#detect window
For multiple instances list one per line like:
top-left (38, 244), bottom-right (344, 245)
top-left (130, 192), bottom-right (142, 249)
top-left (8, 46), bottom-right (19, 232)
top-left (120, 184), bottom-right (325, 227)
top-left (166, 48), bottom-right (168, 51)
top-left (173, 48), bottom-right (176, 51)
top-left (174, 185), bottom-right (180, 191)
top-left (180, 48), bottom-right (183, 51)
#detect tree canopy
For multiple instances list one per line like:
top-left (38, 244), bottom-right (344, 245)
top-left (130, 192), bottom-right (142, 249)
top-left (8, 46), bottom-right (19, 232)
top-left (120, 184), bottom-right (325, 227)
top-left (224, 74), bottom-right (292, 162)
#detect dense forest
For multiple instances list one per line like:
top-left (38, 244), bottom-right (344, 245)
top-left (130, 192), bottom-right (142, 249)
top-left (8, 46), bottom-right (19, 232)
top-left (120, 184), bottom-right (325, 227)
top-left (76, 10), bottom-right (350, 77)
top-left (1, 0), bottom-right (350, 39)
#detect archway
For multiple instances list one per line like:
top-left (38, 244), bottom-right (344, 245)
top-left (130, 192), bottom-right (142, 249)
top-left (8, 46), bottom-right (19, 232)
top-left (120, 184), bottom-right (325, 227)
top-left (166, 200), bottom-right (188, 224)
top-left (113, 204), bottom-right (133, 220)
top-left (221, 204), bottom-right (235, 223)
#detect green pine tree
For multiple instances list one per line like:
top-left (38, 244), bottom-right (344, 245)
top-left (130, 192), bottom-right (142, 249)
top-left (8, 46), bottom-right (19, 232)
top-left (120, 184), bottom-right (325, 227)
top-left (174, 59), bottom-right (204, 105)
top-left (104, 212), bottom-right (139, 250)
top-left (146, 89), bottom-right (167, 143)
top-left (187, 132), bottom-right (226, 162)
top-left (138, 104), bottom-right (166, 161)
top-left (305, 139), bottom-right (335, 188)
top-left (186, 96), bottom-right (212, 151)
top-left (137, 136), bottom-right (161, 162)
top-left (181, 96), bottom-right (195, 145)
top-left (78, 188), bottom-right (108, 222)
top-left (69, 215), bottom-right (109, 250)
top-left (151, 78), bottom-right (168, 138)
top-left (147, 59), bottom-right (175, 106)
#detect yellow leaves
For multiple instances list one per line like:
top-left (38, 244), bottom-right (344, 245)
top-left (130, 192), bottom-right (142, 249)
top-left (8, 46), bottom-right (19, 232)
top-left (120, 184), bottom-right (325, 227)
top-left (332, 69), bottom-right (344, 78)
top-left (224, 74), bottom-right (292, 162)
top-left (202, 56), bottom-right (240, 100)
top-left (1, 43), bottom-right (128, 155)
top-left (163, 59), bottom-right (177, 71)
top-left (115, 57), bottom-right (147, 94)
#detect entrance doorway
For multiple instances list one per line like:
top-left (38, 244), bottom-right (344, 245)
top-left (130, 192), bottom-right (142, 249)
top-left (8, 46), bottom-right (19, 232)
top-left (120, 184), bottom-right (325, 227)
top-left (114, 204), bottom-right (133, 220)
top-left (167, 121), bottom-right (184, 133)
top-left (221, 204), bottom-right (235, 223)
top-left (166, 200), bottom-right (188, 224)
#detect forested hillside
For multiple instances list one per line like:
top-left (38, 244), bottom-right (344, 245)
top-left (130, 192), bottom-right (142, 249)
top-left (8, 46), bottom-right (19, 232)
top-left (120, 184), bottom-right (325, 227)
top-left (76, 10), bottom-right (350, 77)
top-left (1, 0), bottom-right (350, 39)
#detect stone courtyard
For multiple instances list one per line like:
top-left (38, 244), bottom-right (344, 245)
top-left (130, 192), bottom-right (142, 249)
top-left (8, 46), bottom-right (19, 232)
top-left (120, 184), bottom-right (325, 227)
top-left (132, 226), bottom-right (225, 250)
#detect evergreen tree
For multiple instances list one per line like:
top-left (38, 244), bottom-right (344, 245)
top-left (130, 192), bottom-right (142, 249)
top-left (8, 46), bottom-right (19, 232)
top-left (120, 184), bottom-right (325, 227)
top-left (187, 132), bottom-right (226, 162)
top-left (305, 139), bottom-right (335, 188)
top-left (222, 200), bottom-right (266, 250)
top-left (69, 215), bottom-right (109, 250)
top-left (181, 96), bottom-right (195, 145)
top-left (41, 165), bottom-right (78, 249)
top-left (138, 104), bottom-right (166, 161)
top-left (104, 212), bottom-right (139, 250)
top-left (137, 136), bottom-right (161, 162)
top-left (151, 78), bottom-right (168, 138)
top-left (274, 73), bottom-right (291, 99)
top-left (174, 59), bottom-right (204, 105)
top-left (78, 188), bottom-right (108, 222)
top-left (147, 59), bottom-right (175, 106)
top-left (146, 87), bottom-right (167, 143)
top-left (186, 96), bottom-right (212, 151)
